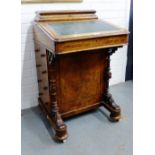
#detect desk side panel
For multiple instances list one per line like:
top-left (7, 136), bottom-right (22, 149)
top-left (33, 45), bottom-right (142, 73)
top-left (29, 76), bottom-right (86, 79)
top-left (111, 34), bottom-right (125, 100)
top-left (34, 23), bottom-right (55, 53)
top-left (34, 42), bottom-right (51, 109)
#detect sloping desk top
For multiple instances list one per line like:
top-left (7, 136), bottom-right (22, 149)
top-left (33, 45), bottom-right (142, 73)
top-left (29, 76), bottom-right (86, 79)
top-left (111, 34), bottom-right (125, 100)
top-left (34, 10), bottom-right (128, 54)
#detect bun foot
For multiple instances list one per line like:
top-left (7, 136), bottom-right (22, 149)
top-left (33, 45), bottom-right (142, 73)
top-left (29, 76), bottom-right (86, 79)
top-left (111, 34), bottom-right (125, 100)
top-left (109, 111), bottom-right (121, 122)
top-left (55, 124), bottom-right (68, 142)
top-left (47, 113), bottom-right (68, 142)
top-left (39, 99), bottom-right (68, 142)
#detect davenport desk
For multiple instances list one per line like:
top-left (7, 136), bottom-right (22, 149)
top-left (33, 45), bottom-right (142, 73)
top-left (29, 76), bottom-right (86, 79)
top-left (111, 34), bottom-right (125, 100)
top-left (33, 10), bottom-right (128, 142)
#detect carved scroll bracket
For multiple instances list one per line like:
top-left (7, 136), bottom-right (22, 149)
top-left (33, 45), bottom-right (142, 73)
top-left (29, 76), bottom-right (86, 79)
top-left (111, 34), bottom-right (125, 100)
top-left (48, 51), bottom-right (56, 64)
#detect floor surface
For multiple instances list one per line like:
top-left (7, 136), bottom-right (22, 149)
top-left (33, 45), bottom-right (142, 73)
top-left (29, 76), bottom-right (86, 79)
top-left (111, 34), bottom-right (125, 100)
top-left (21, 81), bottom-right (133, 155)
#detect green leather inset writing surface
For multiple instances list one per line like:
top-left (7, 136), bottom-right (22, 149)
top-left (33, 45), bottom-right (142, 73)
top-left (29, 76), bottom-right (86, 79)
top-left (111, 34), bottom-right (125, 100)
top-left (48, 20), bottom-right (120, 36)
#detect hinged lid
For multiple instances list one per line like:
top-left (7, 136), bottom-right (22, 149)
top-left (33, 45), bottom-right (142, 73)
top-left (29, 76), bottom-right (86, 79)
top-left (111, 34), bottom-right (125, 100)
top-left (34, 10), bottom-right (129, 54)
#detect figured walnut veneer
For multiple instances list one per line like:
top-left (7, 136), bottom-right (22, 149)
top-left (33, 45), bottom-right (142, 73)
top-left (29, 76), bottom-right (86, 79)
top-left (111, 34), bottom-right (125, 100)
top-left (58, 51), bottom-right (107, 117)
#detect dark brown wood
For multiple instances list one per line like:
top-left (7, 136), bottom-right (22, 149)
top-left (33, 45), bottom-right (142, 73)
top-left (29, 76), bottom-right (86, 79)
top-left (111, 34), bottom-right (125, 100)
top-left (47, 52), bottom-right (68, 141)
top-left (102, 48), bottom-right (121, 122)
top-left (33, 10), bottom-right (128, 142)
top-left (56, 50), bottom-right (107, 118)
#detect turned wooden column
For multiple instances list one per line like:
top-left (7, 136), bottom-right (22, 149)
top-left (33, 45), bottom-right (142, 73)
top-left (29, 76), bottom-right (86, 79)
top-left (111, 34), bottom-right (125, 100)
top-left (102, 47), bottom-right (121, 122)
top-left (46, 51), bottom-right (68, 142)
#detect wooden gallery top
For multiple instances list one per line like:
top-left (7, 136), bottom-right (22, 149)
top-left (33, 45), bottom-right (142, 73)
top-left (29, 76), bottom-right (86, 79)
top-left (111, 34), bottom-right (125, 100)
top-left (33, 10), bottom-right (129, 142)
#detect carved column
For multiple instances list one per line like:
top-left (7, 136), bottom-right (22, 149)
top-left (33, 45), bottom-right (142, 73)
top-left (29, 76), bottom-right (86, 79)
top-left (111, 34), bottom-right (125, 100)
top-left (102, 47), bottom-right (121, 122)
top-left (47, 51), bottom-right (68, 142)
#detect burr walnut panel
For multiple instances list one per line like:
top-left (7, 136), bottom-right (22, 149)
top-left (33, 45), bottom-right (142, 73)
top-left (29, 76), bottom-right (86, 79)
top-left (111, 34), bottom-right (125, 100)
top-left (57, 51), bottom-right (107, 116)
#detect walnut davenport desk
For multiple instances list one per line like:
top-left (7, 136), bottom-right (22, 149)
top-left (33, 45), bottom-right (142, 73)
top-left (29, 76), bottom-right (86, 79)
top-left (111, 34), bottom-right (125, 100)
top-left (33, 10), bottom-right (128, 142)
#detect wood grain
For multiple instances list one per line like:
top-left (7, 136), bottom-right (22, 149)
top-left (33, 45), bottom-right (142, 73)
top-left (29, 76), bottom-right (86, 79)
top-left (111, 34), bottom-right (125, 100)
top-left (56, 35), bottom-right (128, 54)
top-left (33, 10), bottom-right (128, 142)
